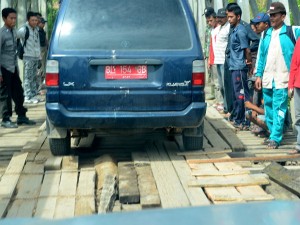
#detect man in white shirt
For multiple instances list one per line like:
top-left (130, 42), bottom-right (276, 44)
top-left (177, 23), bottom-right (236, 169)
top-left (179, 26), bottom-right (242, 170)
top-left (214, 8), bottom-right (230, 114)
top-left (255, 2), bottom-right (300, 149)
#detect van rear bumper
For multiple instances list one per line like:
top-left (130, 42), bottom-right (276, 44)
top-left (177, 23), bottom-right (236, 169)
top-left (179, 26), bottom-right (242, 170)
top-left (46, 102), bottom-right (206, 129)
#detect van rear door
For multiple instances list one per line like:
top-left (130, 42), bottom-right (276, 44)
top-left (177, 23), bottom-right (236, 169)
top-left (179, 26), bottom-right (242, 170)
top-left (49, 0), bottom-right (203, 112)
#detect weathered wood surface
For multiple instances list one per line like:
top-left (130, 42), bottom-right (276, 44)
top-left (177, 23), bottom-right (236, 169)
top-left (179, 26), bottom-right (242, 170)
top-left (264, 162), bottom-right (300, 196)
top-left (118, 162), bottom-right (140, 204)
top-left (146, 142), bottom-right (190, 208)
top-left (132, 152), bottom-right (161, 208)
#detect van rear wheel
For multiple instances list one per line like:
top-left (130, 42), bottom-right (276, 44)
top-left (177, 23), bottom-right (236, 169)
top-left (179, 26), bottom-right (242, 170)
top-left (49, 133), bottom-right (71, 156)
top-left (182, 123), bottom-right (204, 150)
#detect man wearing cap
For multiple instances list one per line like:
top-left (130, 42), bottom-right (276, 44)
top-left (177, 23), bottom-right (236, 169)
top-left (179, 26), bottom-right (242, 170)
top-left (251, 13), bottom-right (271, 35)
top-left (255, 2), bottom-right (300, 149)
top-left (214, 8), bottom-right (231, 115)
top-left (203, 7), bottom-right (217, 101)
top-left (38, 17), bottom-right (48, 93)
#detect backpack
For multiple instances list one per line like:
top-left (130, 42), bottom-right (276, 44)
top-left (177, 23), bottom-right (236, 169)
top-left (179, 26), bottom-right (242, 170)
top-left (17, 26), bottom-right (29, 60)
top-left (263, 26), bottom-right (296, 45)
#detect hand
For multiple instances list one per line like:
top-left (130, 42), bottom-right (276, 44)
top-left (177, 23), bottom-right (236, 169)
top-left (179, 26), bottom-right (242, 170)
top-left (288, 88), bottom-right (294, 99)
top-left (0, 76), bottom-right (3, 84)
top-left (255, 77), bottom-right (262, 91)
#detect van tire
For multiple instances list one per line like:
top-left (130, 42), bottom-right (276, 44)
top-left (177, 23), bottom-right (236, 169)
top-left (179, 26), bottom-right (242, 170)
top-left (49, 133), bottom-right (71, 156)
top-left (182, 124), bottom-right (204, 150)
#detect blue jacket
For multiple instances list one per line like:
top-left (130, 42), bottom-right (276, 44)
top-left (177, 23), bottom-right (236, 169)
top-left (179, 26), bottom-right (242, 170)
top-left (256, 24), bottom-right (300, 77)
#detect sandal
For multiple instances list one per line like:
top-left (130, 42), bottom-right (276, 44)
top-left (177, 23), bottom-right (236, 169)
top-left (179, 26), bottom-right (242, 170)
top-left (262, 138), bottom-right (270, 145)
top-left (267, 140), bottom-right (279, 149)
top-left (289, 146), bottom-right (300, 154)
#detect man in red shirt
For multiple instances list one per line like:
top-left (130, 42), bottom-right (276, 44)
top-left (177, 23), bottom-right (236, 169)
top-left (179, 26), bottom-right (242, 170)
top-left (288, 38), bottom-right (300, 154)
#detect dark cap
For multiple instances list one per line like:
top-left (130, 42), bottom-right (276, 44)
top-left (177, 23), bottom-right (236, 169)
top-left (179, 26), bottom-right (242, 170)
top-left (40, 17), bottom-right (47, 23)
top-left (267, 2), bottom-right (286, 14)
top-left (251, 13), bottom-right (270, 24)
top-left (203, 7), bottom-right (215, 17)
top-left (216, 8), bottom-right (226, 18)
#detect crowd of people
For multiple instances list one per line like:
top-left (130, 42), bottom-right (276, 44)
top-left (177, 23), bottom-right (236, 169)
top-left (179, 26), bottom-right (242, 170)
top-left (0, 8), bottom-right (48, 128)
top-left (204, 2), bottom-right (300, 153)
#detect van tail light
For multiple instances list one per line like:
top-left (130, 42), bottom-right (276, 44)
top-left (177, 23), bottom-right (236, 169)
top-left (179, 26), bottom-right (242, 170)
top-left (192, 60), bottom-right (205, 86)
top-left (46, 60), bottom-right (59, 86)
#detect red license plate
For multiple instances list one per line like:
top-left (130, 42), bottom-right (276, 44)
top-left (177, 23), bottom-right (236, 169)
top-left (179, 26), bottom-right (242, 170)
top-left (105, 65), bottom-right (147, 80)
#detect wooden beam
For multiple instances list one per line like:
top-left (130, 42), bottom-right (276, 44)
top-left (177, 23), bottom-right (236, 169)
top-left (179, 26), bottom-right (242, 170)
top-left (187, 154), bottom-right (300, 164)
top-left (188, 175), bottom-right (270, 187)
top-left (263, 162), bottom-right (300, 196)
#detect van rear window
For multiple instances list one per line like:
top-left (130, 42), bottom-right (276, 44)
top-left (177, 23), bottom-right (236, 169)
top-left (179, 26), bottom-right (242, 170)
top-left (58, 0), bottom-right (192, 50)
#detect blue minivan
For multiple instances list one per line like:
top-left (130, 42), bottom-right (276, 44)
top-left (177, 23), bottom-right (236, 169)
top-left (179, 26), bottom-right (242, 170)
top-left (46, 0), bottom-right (206, 155)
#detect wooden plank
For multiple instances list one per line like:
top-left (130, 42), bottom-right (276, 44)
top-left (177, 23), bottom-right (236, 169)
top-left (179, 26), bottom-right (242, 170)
top-left (132, 152), bottom-right (161, 208)
top-left (62, 156), bottom-right (78, 170)
top-left (210, 194), bottom-right (274, 201)
top-left (44, 157), bottom-right (62, 171)
top-left (265, 180), bottom-right (300, 200)
top-left (204, 120), bottom-right (230, 149)
top-left (77, 168), bottom-right (95, 197)
top-left (187, 154), bottom-right (300, 164)
top-left (164, 141), bottom-right (210, 206)
top-left (0, 174), bottom-right (20, 199)
top-left (118, 162), bottom-right (140, 204)
top-left (5, 152), bottom-right (28, 174)
top-left (58, 170), bottom-right (78, 197)
top-left (6, 199), bottom-right (35, 218)
top-left (98, 174), bottom-right (117, 214)
top-left (75, 197), bottom-right (96, 216)
top-left (39, 171), bottom-right (61, 197)
top-left (188, 175), bottom-right (270, 187)
top-left (218, 128), bottom-right (245, 152)
top-left (15, 174), bottom-right (43, 199)
top-left (192, 170), bottom-right (250, 176)
top-left (177, 149), bottom-right (232, 156)
top-left (0, 199), bottom-right (11, 217)
top-left (146, 142), bottom-right (190, 208)
top-left (35, 197), bottom-right (57, 219)
top-left (121, 204), bottom-right (142, 212)
top-left (263, 162), bottom-right (300, 196)
top-left (54, 197), bottom-right (75, 219)
top-left (22, 162), bottom-right (44, 174)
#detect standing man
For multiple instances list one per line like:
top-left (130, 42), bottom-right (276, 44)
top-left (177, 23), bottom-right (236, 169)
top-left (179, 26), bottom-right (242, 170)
top-left (227, 5), bottom-right (252, 130)
top-left (203, 7), bottom-right (216, 100)
top-left (214, 8), bottom-right (230, 115)
top-left (0, 8), bottom-right (35, 128)
top-left (17, 11), bottom-right (41, 104)
top-left (255, 2), bottom-right (300, 149)
top-left (37, 17), bottom-right (48, 93)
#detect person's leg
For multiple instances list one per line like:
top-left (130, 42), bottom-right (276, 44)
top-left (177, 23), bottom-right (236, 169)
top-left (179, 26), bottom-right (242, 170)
top-left (224, 59), bottom-right (234, 115)
top-left (11, 68), bottom-right (27, 117)
top-left (231, 70), bottom-right (245, 125)
top-left (269, 87), bottom-right (288, 145)
top-left (217, 64), bottom-right (226, 111)
top-left (24, 59), bottom-right (39, 100)
top-left (262, 88), bottom-right (273, 133)
top-left (293, 87), bottom-right (300, 151)
top-left (0, 67), bottom-right (17, 128)
top-left (0, 67), bottom-right (13, 121)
